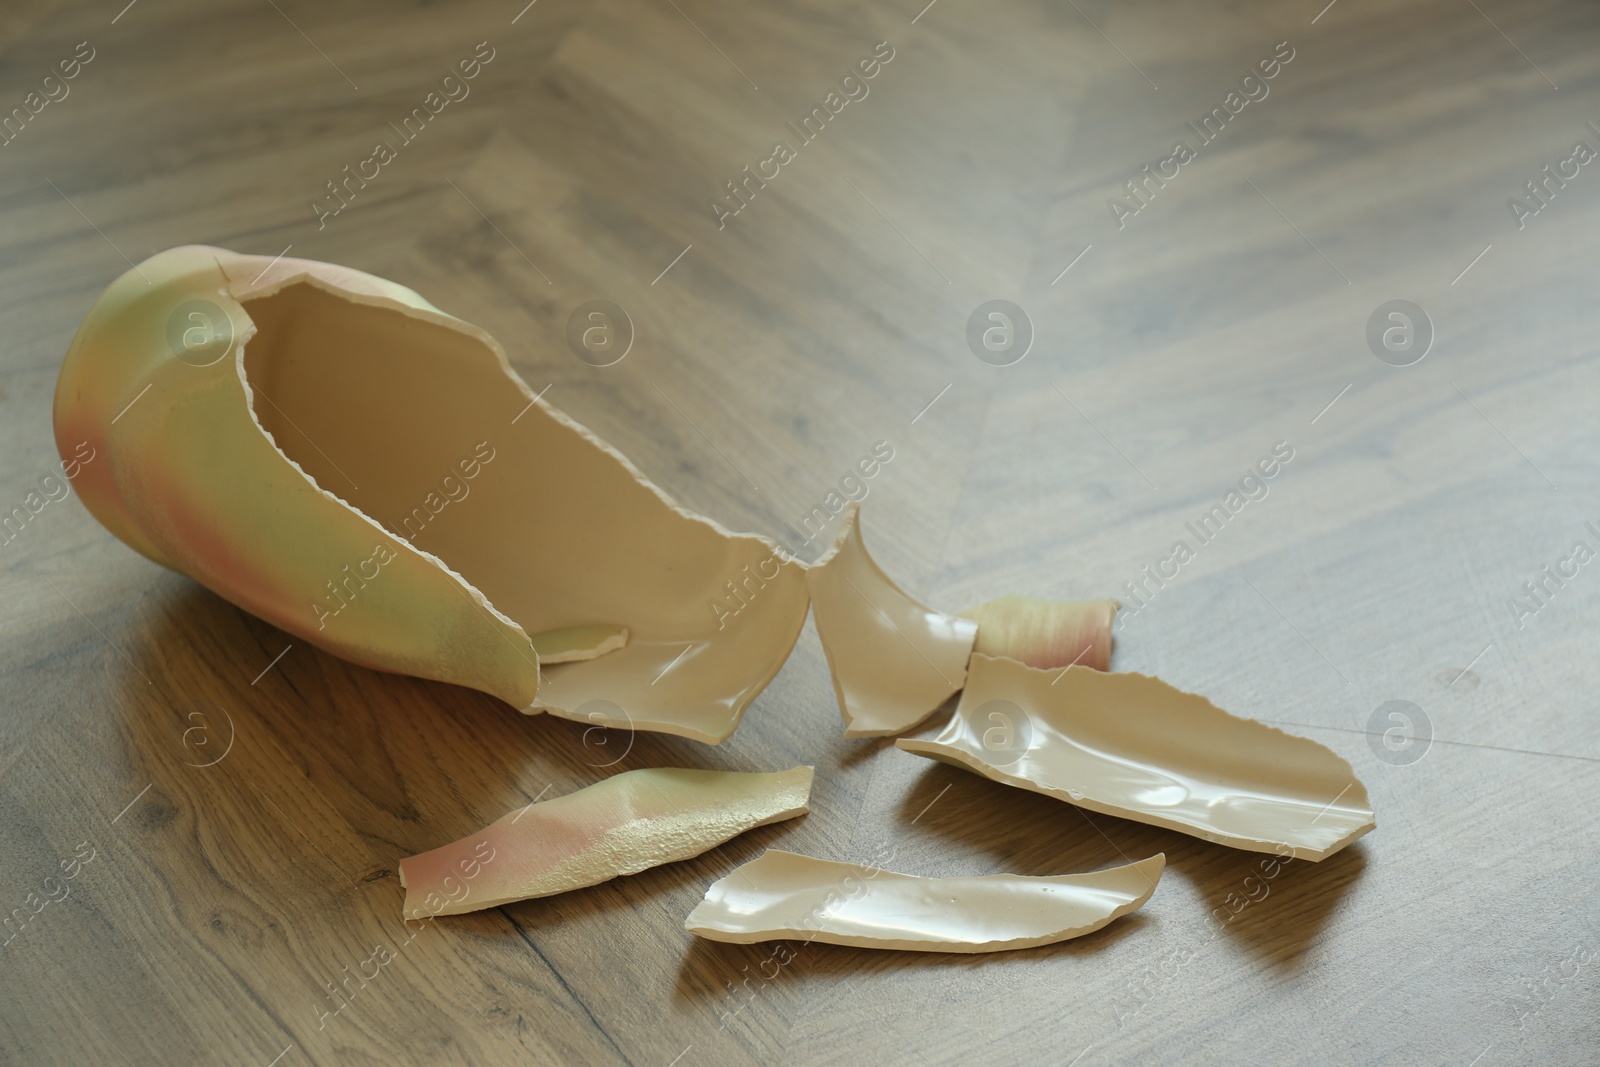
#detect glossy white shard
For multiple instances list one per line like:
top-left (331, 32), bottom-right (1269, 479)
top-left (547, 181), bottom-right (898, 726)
top-left (898, 655), bottom-right (1374, 860)
top-left (807, 504), bottom-right (977, 737)
top-left (685, 848), bottom-right (1164, 952)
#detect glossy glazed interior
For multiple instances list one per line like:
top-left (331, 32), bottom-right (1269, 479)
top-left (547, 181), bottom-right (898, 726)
top-left (898, 655), bottom-right (1375, 860)
top-left (807, 504), bottom-right (977, 737)
top-left (54, 246), bottom-right (810, 742)
top-left (530, 624), bottom-right (630, 664)
top-left (685, 849), bottom-right (1164, 952)
top-left (399, 766), bottom-right (813, 918)
top-left (54, 247), bottom-right (540, 705)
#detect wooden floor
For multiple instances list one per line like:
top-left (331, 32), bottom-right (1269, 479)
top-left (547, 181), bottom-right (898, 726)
top-left (4, 0), bottom-right (1599, 1063)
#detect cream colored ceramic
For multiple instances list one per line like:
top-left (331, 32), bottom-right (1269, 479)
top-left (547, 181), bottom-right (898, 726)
top-left (530, 624), bottom-right (630, 665)
top-left (898, 655), bottom-right (1374, 860)
top-left (399, 766), bottom-right (812, 918)
top-left (962, 594), bottom-right (1118, 671)
top-left (806, 504), bottom-right (977, 737)
top-left (685, 849), bottom-right (1164, 952)
top-left (54, 246), bottom-right (809, 742)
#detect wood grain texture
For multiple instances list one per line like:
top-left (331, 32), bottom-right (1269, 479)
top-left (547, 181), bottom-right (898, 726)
top-left (3, 0), bottom-right (1599, 1064)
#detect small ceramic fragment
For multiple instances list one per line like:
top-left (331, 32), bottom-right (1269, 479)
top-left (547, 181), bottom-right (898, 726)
top-left (962, 594), bottom-right (1118, 671)
top-left (54, 247), bottom-right (810, 743)
top-left (685, 849), bottom-right (1164, 952)
top-left (530, 624), bottom-right (629, 665)
top-left (398, 766), bottom-right (813, 918)
top-left (898, 655), bottom-right (1374, 860)
top-left (807, 504), bottom-right (978, 737)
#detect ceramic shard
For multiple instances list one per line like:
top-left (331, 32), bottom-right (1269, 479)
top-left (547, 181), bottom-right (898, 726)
top-left (398, 766), bottom-right (813, 918)
top-left (962, 594), bottom-right (1118, 671)
top-left (897, 655), bottom-right (1374, 860)
top-left (806, 504), bottom-right (978, 737)
top-left (685, 849), bottom-right (1164, 952)
top-left (54, 247), bottom-right (809, 742)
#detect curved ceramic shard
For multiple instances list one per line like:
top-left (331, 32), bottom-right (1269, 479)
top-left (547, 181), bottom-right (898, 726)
top-left (686, 849), bottom-right (1164, 952)
top-left (54, 246), bottom-right (809, 741)
top-left (963, 594), bottom-right (1118, 672)
top-left (898, 655), bottom-right (1374, 860)
top-left (399, 766), bottom-right (813, 918)
top-left (807, 504), bottom-right (978, 737)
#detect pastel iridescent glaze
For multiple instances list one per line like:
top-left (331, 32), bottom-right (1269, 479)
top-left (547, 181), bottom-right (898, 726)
top-left (399, 767), bottom-right (813, 917)
top-left (55, 246), bottom-right (809, 741)
top-left (962, 593), bottom-right (1119, 672)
